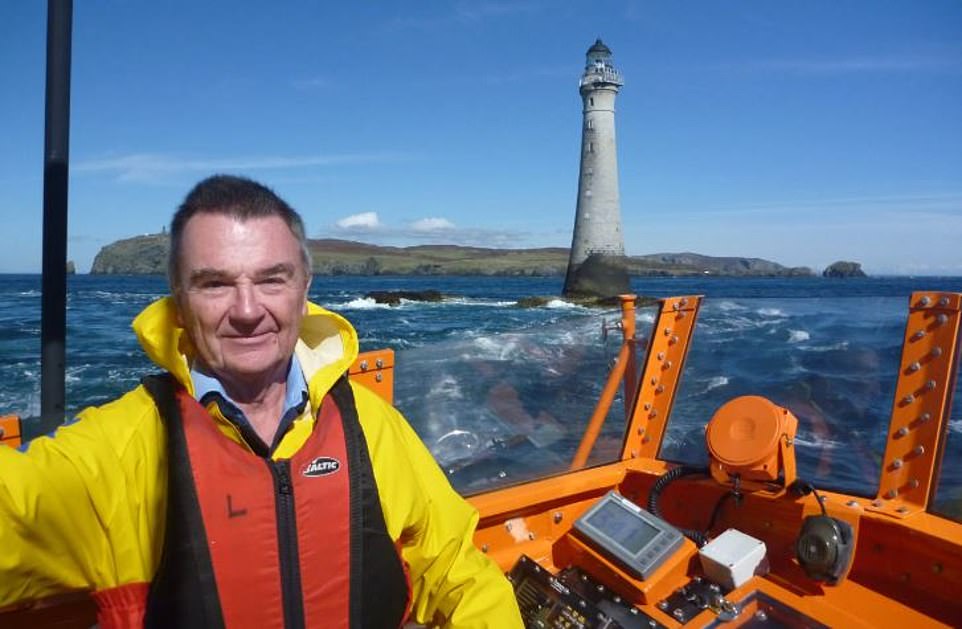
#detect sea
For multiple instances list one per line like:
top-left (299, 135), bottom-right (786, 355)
top-left (2, 274), bottom-right (961, 517)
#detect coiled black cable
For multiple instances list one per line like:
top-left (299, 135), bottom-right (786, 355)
top-left (646, 465), bottom-right (710, 547)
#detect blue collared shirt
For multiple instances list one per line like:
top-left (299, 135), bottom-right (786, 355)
top-left (191, 358), bottom-right (309, 456)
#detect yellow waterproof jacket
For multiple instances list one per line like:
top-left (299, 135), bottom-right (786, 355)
top-left (0, 298), bottom-right (522, 628)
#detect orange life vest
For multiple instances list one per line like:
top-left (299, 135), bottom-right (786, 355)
top-left (132, 374), bottom-right (411, 629)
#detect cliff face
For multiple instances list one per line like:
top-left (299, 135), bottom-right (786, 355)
top-left (823, 260), bottom-right (867, 278)
top-left (90, 234), bottom-right (170, 275)
top-left (88, 232), bottom-right (814, 277)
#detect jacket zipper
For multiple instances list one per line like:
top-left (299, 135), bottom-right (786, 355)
top-left (270, 460), bottom-right (305, 629)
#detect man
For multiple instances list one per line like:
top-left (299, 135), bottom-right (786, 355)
top-left (0, 175), bottom-right (523, 628)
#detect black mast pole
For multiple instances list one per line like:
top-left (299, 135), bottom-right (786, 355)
top-left (40, 0), bottom-right (73, 423)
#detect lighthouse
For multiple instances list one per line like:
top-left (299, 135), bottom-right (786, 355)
top-left (562, 39), bottom-right (628, 298)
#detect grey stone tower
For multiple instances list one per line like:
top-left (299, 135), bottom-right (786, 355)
top-left (563, 39), bottom-right (627, 297)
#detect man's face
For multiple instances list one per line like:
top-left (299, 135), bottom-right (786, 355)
top-left (175, 212), bottom-right (311, 391)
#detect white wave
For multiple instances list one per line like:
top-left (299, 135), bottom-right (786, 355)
top-left (802, 341), bottom-right (850, 353)
top-left (792, 435), bottom-right (847, 450)
top-left (338, 297), bottom-right (392, 310)
top-left (443, 297), bottom-right (518, 307)
top-left (757, 308), bottom-right (786, 317)
top-left (788, 329), bottom-right (810, 343)
top-left (948, 419), bottom-right (962, 435)
top-left (705, 376), bottom-right (729, 392)
top-left (545, 299), bottom-right (579, 309)
top-left (716, 301), bottom-right (746, 312)
top-left (637, 311), bottom-right (656, 324)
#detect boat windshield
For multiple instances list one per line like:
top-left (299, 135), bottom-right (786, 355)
top-left (396, 303), bottom-right (658, 495)
top-left (399, 294), bottom-right (962, 522)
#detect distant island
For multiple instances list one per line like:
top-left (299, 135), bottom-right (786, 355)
top-left (90, 232), bottom-right (819, 277)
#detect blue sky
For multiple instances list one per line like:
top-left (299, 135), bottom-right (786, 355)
top-left (1, 1), bottom-right (960, 275)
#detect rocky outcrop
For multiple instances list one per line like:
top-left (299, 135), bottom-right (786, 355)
top-left (90, 234), bottom-right (170, 275)
top-left (365, 290), bottom-right (443, 305)
top-left (563, 254), bottom-right (631, 299)
top-left (823, 261), bottom-right (866, 278)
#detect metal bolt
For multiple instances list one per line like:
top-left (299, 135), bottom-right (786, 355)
top-left (359, 360), bottom-right (368, 371)
top-left (631, 450), bottom-right (638, 458)
top-left (655, 385), bottom-right (665, 394)
top-left (846, 500), bottom-right (859, 507)
top-left (553, 512), bottom-right (563, 524)
top-left (657, 352), bottom-right (665, 361)
top-left (908, 479), bottom-right (920, 489)
top-left (938, 296), bottom-right (949, 306)
top-left (648, 409), bottom-right (658, 418)
top-left (936, 314), bottom-right (948, 325)
top-left (913, 445), bottom-right (925, 456)
top-left (481, 544), bottom-right (489, 553)
top-left (920, 412), bottom-right (932, 423)
top-left (920, 296), bottom-right (932, 307)
top-left (376, 358), bottom-right (384, 368)
top-left (872, 499), bottom-right (883, 507)
top-left (528, 532), bottom-right (535, 541)
top-left (643, 402), bottom-right (651, 410)
top-left (913, 330), bottom-right (926, 341)
top-left (673, 609), bottom-right (685, 620)
top-left (671, 335), bottom-right (679, 345)
top-left (896, 427), bottom-right (909, 437)
top-left (375, 373), bottom-right (383, 382)
top-left (664, 360), bottom-right (673, 369)
top-left (657, 600), bottom-right (670, 610)
top-left (596, 584), bottom-right (604, 592)
top-left (650, 377), bottom-right (658, 386)
top-left (931, 347), bottom-right (943, 358)
top-left (902, 394), bottom-right (915, 405)
top-left (642, 436), bottom-right (651, 444)
top-left (907, 361), bottom-right (920, 373)
top-left (637, 427), bottom-right (645, 435)
top-left (926, 380), bottom-right (937, 390)
top-left (891, 458), bottom-right (903, 469)
top-left (897, 506), bottom-right (909, 514)
top-left (885, 489), bottom-right (898, 499)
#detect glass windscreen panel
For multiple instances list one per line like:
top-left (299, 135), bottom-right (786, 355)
top-left (396, 305), bottom-right (657, 495)
top-left (931, 353), bottom-right (962, 522)
top-left (661, 297), bottom-right (905, 497)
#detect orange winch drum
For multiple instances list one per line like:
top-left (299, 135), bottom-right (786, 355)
top-left (705, 395), bottom-right (798, 487)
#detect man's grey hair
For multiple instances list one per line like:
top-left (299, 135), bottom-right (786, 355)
top-left (167, 174), bottom-right (313, 289)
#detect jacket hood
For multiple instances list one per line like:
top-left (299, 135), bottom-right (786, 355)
top-left (132, 297), bottom-right (359, 407)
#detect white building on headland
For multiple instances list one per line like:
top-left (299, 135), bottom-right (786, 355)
top-left (563, 39), bottom-right (625, 295)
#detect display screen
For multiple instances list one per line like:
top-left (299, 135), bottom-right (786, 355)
top-left (585, 501), bottom-right (660, 553)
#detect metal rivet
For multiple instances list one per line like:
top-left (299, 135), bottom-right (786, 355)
top-left (872, 499), bottom-right (883, 507)
top-left (926, 379), bottom-right (937, 390)
top-left (897, 506), bottom-right (909, 514)
top-left (673, 609), bottom-right (685, 620)
top-left (528, 532), bottom-right (535, 541)
top-left (891, 458), bottom-right (903, 469)
top-left (655, 385), bottom-right (665, 393)
top-left (359, 360), bottom-right (368, 371)
top-left (553, 512), bottom-right (563, 524)
top-left (642, 436), bottom-right (651, 444)
top-left (913, 330), bottom-right (926, 341)
top-left (907, 479), bottom-right (920, 489)
top-left (670, 335), bottom-right (679, 345)
top-left (664, 360), bottom-right (672, 369)
top-left (631, 450), bottom-right (638, 458)
top-left (907, 362), bottom-right (920, 373)
top-left (658, 600), bottom-right (670, 610)
top-left (931, 347), bottom-right (943, 358)
top-left (920, 296), bottom-right (932, 307)
top-left (375, 358), bottom-right (384, 368)
top-left (846, 500), bottom-right (859, 507)
top-left (920, 412), bottom-right (932, 422)
top-left (643, 403), bottom-right (651, 410)
top-left (936, 314), bottom-right (948, 325)
top-left (885, 489), bottom-right (898, 499)
top-left (677, 311), bottom-right (686, 319)
top-left (902, 394), bottom-right (915, 405)
top-left (375, 373), bottom-right (383, 382)
top-left (657, 352), bottom-right (665, 361)
top-left (680, 298), bottom-right (689, 306)
top-left (663, 327), bottom-right (673, 336)
top-left (938, 297), bottom-right (949, 307)
top-left (896, 427), bottom-right (909, 437)
top-left (481, 544), bottom-right (489, 553)
top-left (913, 445), bottom-right (925, 456)
top-left (650, 377), bottom-right (658, 386)
top-left (648, 410), bottom-right (658, 418)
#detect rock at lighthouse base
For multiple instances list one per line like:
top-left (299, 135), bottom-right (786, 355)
top-left (563, 253), bottom-right (631, 299)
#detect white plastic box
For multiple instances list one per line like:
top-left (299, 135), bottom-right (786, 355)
top-left (698, 528), bottom-right (769, 590)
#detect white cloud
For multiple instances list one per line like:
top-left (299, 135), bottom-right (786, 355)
top-left (336, 212), bottom-right (382, 230)
top-left (75, 151), bottom-right (412, 183)
top-left (410, 217), bottom-right (455, 232)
